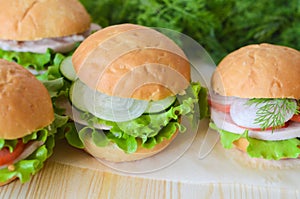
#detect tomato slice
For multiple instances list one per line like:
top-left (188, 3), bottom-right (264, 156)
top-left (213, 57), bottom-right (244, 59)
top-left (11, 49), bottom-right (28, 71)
top-left (0, 139), bottom-right (26, 166)
top-left (291, 114), bottom-right (300, 122)
top-left (208, 99), bottom-right (231, 113)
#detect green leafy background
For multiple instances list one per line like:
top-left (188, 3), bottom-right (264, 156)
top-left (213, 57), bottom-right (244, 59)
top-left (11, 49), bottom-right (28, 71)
top-left (80, 0), bottom-right (300, 63)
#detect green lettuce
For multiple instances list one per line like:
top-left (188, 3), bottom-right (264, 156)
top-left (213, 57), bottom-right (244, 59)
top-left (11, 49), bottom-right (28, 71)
top-left (0, 46), bottom-right (76, 72)
top-left (66, 82), bottom-right (208, 154)
top-left (210, 122), bottom-right (300, 160)
top-left (0, 48), bottom-right (51, 71)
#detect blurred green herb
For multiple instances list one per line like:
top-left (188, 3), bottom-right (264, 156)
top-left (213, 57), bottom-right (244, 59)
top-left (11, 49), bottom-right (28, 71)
top-left (80, 0), bottom-right (300, 63)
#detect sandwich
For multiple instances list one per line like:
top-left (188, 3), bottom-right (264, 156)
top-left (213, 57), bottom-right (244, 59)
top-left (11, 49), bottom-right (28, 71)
top-left (209, 43), bottom-right (300, 160)
top-left (64, 23), bottom-right (208, 162)
top-left (0, 0), bottom-right (99, 141)
top-left (0, 0), bottom-right (95, 73)
top-left (0, 59), bottom-right (68, 186)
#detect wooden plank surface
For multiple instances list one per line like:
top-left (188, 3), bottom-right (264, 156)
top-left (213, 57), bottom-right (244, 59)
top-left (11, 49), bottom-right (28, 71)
top-left (0, 160), bottom-right (299, 199)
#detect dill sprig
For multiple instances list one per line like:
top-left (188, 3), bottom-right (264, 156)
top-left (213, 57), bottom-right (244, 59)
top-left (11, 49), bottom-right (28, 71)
top-left (246, 98), bottom-right (299, 130)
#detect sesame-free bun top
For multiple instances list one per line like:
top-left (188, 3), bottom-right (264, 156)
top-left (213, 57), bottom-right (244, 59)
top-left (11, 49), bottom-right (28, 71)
top-left (0, 0), bottom-right (91, 41)
top-left (211, 43), bottom-right (300, 99)
top-left (72, 23), bottom-right (191, 101)
top-left (0, 59), bottom-right (54, 139)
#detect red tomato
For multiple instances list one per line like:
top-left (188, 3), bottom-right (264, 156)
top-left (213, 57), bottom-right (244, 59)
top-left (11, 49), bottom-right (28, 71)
top-left (208, 99), bottom-right (231, 113)
top-left (0, 139), bottom-right (26, 166)
top-left (291, 114), bottom-right (300, 122)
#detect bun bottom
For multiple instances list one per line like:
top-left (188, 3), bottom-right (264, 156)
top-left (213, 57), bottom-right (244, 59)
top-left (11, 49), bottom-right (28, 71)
top-left (83, 131), bottom-right (178, 162)
top-left (0, 176), bottom-right (17, 186)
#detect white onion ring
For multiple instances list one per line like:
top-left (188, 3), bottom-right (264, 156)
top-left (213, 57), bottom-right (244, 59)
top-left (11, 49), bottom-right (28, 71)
top-left (84, 87), bottom-right (149, 123)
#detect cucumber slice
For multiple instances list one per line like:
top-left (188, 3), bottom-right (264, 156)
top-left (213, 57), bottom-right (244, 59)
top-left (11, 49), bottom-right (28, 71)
top-left (145, 96), bottom-right (176, 113)
top-left (60, 56), bottom-right (77, 81)
top-left (70, 79), bottom-right (149, 122)
top-left (69, 80), bottom-right (89, 112)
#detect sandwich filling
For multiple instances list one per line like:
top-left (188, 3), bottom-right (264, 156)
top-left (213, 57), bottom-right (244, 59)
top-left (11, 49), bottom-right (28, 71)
top-left (0, 24), bottom-right (100, 54)
top-left (0, 24), bottom-right (101, 72)
top-left (0, 114), bottom-right (68, 184)
top-left (66, 81), bottom-right (208, 154)
top-left (209, 92), bottom-right (300, 160)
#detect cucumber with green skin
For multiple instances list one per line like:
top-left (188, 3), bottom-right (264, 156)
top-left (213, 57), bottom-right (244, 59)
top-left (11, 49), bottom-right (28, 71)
top-left (60, 56), bottom-right (77, 81)
top-left (144, 96), bottom-right (176, 114)
top-left (69, 79), bottom-right (178, 122)
top-left (69, 79), bottom-right (88, 112)
top-left (69, 79), bottom-right (148, 122)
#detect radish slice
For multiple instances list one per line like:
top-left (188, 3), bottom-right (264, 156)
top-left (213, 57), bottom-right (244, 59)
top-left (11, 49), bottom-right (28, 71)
top-left (211, 108), bottom-right (300, 141)
top-left (230, 98), bottom-right (296, 129)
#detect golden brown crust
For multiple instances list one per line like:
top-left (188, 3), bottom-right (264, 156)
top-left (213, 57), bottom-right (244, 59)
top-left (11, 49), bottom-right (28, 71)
top-left (72, 23), bottom-right (191, 101)
top-left (212, 43), bottom-right (300, 99)
top-left (0, 0), bottom-right (91, 41)
top-left (0, 59), bottom-right (54, 139)
top-left (0, 176), bottom-right (17, 186)
top-left (83, 131), bottom-right (178, 162)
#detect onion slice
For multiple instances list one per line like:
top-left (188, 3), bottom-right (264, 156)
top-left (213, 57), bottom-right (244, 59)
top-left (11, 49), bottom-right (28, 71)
top-left (56, 96), bottom-right (111, 130)
top-left (85, 87), bottom-right (149, 122)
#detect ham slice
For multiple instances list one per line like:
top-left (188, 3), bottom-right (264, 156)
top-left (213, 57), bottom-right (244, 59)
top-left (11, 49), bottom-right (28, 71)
top-left (0, 24), bottom-right (101, 53)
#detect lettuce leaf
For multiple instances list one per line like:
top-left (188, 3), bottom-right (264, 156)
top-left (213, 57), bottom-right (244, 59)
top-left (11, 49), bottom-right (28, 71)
top-left (0, 140), bottom-right (18, 153)
top-left (42, 78), bottom-right (65, 98)
top-left (0, 47), bottom-right (72, 73)
top-left (210, 122), bottom-right (300, 160)
top-left (0, 49), bottom-right (52, 71)
top-left (37, 53), bottom-right (73, 118)
top-left (66, 82), bottom-right (207, 153)
top-left (64, 123), bottom-right (85, 149)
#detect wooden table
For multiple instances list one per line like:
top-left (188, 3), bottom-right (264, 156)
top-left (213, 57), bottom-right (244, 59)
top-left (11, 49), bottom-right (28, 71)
top-left (1, 160), bottom-right (299, 199)
top-left (1, 143), bottom-right (299, 199)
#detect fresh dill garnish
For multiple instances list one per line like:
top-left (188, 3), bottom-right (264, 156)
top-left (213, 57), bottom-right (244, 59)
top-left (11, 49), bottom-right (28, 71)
top-left (246, 98), bottom-right (299, 130)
